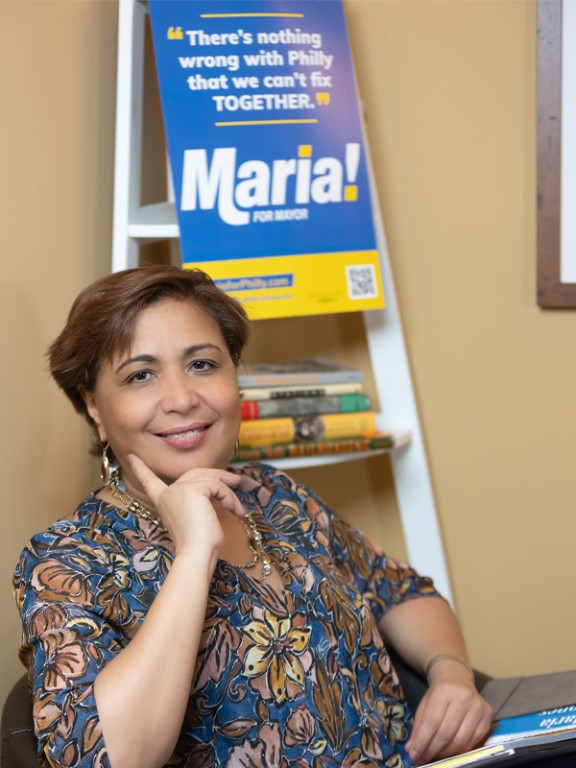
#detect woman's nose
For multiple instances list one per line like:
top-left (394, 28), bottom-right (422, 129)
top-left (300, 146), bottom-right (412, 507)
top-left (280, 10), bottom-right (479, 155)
top-left (161, 371), bottom-right (200, 412)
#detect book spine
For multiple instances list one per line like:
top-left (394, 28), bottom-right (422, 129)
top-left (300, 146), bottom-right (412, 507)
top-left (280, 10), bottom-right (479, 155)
top-left (240, 382), bottom-right (364, 401)
top-left (237, 370), bottom-right (363, 388)
top-left (240, 393), bottom-right (372, 420)
top-left (235, 434), bottom-right (394, 462)
top-left (238, 411), bottom-right (378, 448)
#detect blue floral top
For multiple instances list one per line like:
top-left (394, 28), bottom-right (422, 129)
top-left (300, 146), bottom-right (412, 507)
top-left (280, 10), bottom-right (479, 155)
top-left (13, 463), bottom-right (439, 768)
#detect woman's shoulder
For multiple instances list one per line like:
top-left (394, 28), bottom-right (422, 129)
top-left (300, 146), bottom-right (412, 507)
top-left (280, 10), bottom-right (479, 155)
top-left (13, 491), bottom-right (170, 610)
top-left (30, 492), bottom-right (123, 537)
top-left (15, 491), bottom-right (151, 567)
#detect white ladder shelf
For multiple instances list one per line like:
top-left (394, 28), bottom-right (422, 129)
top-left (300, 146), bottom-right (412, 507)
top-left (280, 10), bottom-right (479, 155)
top-left (111, 0), bottom-right (453, 602)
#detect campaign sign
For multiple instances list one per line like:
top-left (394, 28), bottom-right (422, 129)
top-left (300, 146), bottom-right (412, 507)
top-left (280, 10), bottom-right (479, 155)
top-left (148, 0), bottom-right (384, 319)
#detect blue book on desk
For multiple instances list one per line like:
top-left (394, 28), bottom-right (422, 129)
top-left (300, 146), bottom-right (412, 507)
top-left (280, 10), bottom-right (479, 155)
top-left (422, 725), bottom-right (576, 767)
top-left (487, 705), bottom-right (576, 744)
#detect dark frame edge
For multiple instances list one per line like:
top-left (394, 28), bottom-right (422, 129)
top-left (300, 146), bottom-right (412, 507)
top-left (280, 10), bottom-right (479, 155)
top-left (536, 0), bottom-right (576, 307)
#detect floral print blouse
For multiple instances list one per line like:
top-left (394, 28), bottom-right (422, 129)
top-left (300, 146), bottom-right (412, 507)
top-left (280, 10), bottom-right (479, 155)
top-left (14, 463), bottom-right (439, 768)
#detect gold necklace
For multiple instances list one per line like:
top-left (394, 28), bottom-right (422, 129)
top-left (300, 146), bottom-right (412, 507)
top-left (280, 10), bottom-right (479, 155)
top-left (108, 474), bottom-right (167, 532)
top-left (106, 474), bottom-right (271, 580)
top-left (238, 512), bottom-right (272, 579)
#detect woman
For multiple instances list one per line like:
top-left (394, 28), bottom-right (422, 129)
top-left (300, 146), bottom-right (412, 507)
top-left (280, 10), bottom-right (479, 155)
top-left (13, 266), bottom-right (491, 768)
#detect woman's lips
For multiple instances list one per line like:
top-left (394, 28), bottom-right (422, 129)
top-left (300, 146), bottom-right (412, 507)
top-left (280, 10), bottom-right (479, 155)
top-left (155, 424), bottom-right (209, 450)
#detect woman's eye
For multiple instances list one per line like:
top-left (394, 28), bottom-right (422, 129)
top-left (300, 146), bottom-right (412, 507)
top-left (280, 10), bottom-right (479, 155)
top-left (190, 359), bottom-right (215, 372)
top-left (127, 370), bottom-right (152, 384)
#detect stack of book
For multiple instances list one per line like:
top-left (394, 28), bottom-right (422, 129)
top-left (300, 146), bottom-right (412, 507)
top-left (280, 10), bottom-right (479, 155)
top-left (234, 356), bottom-right (395, 462)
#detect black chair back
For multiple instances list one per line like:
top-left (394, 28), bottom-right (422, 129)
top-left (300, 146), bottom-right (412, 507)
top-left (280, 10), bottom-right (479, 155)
top-left (1, 675), bottom-right (37, 768)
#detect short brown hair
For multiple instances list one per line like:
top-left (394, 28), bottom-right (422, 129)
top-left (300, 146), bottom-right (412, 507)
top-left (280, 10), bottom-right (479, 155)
top-left (48, 265), bottom-right (251, 434)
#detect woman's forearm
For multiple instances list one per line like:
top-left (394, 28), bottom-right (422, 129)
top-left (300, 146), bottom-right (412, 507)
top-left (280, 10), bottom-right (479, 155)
top-left (380, 596), bottom-right (493, 763)
top-left (379, 596), bottom-right (470, 679)
top-left (94, 549), bottom-right (213, 768)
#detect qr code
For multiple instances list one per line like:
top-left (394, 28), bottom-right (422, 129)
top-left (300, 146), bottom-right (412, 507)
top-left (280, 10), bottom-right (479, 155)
top-left (346, 264), bottom-right (379, 299)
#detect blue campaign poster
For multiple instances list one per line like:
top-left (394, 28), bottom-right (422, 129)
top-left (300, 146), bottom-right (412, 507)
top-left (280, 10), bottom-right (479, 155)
top-left (148, 0), bottom-right (384, 319)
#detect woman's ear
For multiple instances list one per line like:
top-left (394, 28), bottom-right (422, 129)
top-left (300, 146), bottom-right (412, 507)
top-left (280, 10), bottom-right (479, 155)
top-left (80, 388), bottom-right (107, 442)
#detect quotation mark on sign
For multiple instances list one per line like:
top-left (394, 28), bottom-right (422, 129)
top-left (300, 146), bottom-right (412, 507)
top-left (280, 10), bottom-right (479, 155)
top-left (315, 93), bottom-right (330, 106)
top-left (167, 26), bottom-right (183, 40)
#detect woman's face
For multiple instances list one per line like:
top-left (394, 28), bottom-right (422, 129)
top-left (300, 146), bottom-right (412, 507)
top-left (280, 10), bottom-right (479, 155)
top-left (83, 298), bottom-right (241, 492)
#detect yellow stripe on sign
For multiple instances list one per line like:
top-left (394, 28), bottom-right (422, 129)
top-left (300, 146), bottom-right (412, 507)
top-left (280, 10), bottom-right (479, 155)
top-left (215, 119), bottom-right (318, 127)
top-left (185, 250), bottom-right (384, 320)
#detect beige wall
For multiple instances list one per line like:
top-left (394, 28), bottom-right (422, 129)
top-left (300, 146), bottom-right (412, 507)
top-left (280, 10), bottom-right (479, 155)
top-left (0, 0), bottom-right (118, 702)
top-left (2, 0), bottom-right (574, 710)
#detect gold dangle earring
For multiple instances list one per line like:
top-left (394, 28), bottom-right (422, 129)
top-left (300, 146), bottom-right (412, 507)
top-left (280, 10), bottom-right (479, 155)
top-left (100, 442), bottom-right (118, 485)
top-left (234, 389), bottom-right (243, 462)
top-left (100, 442), bottom-right (111, 483)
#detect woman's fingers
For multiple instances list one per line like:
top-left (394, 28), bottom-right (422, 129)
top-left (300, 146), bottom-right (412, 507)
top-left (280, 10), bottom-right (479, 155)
top-left (126, 455), bottom-right (245, 518)
top-left (163, 474), bottom-right (245, 518)
top-left (407, 683), bottom-right (493, 764)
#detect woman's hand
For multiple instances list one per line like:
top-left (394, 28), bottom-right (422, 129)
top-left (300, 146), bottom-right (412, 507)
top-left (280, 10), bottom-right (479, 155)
top-left (406, 662), bottom-right (493, 765)
top-left (127, 453), bottom-right (245, 564)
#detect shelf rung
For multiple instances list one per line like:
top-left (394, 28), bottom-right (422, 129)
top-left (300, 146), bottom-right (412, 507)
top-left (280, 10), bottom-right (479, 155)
top-left (127, 201), bottom-right (179, 238)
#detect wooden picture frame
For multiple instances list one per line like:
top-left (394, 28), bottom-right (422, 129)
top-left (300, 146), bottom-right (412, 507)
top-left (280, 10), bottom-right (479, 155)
top-left (537, 0), bottom-right (576, 306)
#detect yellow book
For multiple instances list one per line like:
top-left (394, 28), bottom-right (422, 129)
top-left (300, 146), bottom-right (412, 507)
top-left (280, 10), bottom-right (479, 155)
top-left (238, 411), bottom-right (378, 448)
